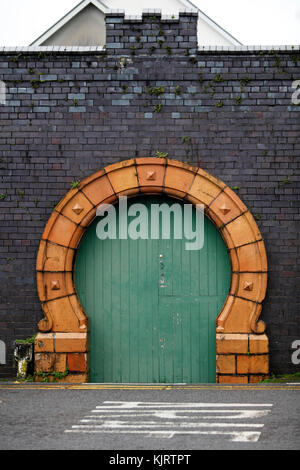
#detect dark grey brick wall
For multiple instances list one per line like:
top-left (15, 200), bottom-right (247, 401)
top-left (0, 12), bottom-right (299, 378)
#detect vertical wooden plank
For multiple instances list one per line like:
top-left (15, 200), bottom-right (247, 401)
top-left (199, 217), bottom-right (208, 295)
top-left (190, 300), bottom-right (200, 383)
top-left (199, 299), bottom-right (208, 383)
top-left (182, 300), bottom-right (191, 383)
top-left (190, 242), bottom-right (200, 296)
top-left (138, 239), bottom-right (151, 382)
top-left (93, 221), bottom-right (103, 382)
top-left (173, 302), bottom-right (185, 383)
top-left (128, 234), bottom-right (138, 381)
top-left (158, 298), bottom-right (167, 383)
top-left (207, 221), bottom-right (217, 297)
top-left (150, 237), bottom-right (160, 382)
top-left (148, 236), bottom-right (160, 382)
top-left (120, 238), bottom-right (130, 382)
top-left (111, 237), bottom-right (121, 382)
top-left (102, 237), bottom-right (112, 382)
top-left (181, 242), bottom-right (190, 297)
top-left (208, 298), bottom-right (217, 383)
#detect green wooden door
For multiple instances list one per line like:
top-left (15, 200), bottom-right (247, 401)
top-left (75, 195), bottom-right (230, 383)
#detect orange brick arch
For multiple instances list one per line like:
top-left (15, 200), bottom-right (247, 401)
top-left (35, 158), bottom-right (269, 383)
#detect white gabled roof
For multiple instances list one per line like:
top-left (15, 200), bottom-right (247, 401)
top-left (30, 0), bottom-right (242, 47)
top-left (30, 0), bottom-right (109, 46)
top-left (181, 0), bottom-right (242, 46)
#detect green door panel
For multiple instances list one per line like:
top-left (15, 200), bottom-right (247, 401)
top-left (75, 195), bottom-right (231, 383)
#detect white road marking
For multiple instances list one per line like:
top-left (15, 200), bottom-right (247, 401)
top-left (88, 410), bottom-right (270, 419)
top-left (96, 401), bottom-right (273, 408)
top-left (64, 429), bottom-right (262, 442)
top-left (74, 421), bottom-right (264, 428)
top-left (64, 401), bottom-right (273, 442)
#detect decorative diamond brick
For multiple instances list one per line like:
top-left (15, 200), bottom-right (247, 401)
top-left (50, 280), bottom-right (60, 291)
top-left (146, 171), bottom-right (156, 181)
top-left (219, 204), bottom-right (231, 215)
top-left (243, 281), bottom-right (254, 291)
top-left (72, 204), bottom-right (84, 215)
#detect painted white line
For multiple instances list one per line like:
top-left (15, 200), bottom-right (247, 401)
top-left (75, 421), bottom-right (264, 429)
top-left (89, 410), bottom-right (271, 419)
top-left (99, 402), bottom-right (273, 408)
top-left (286, 383), bottom-right (300, 385)
top-left (64, 429), bottom-right (262, 442)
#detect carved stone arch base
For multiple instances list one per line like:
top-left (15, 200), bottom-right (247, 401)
top-left (34, 158), bottom-right (269, 383)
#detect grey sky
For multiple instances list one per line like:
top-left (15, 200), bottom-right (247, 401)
top-left (0, 0), bottom-right (299, 46)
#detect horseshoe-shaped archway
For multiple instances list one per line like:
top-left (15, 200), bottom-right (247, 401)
top-left (35, 158), bottom-right (269, 383)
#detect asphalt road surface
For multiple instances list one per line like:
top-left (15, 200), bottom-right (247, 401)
top-left (0, 383), bottom-right (299, 453)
